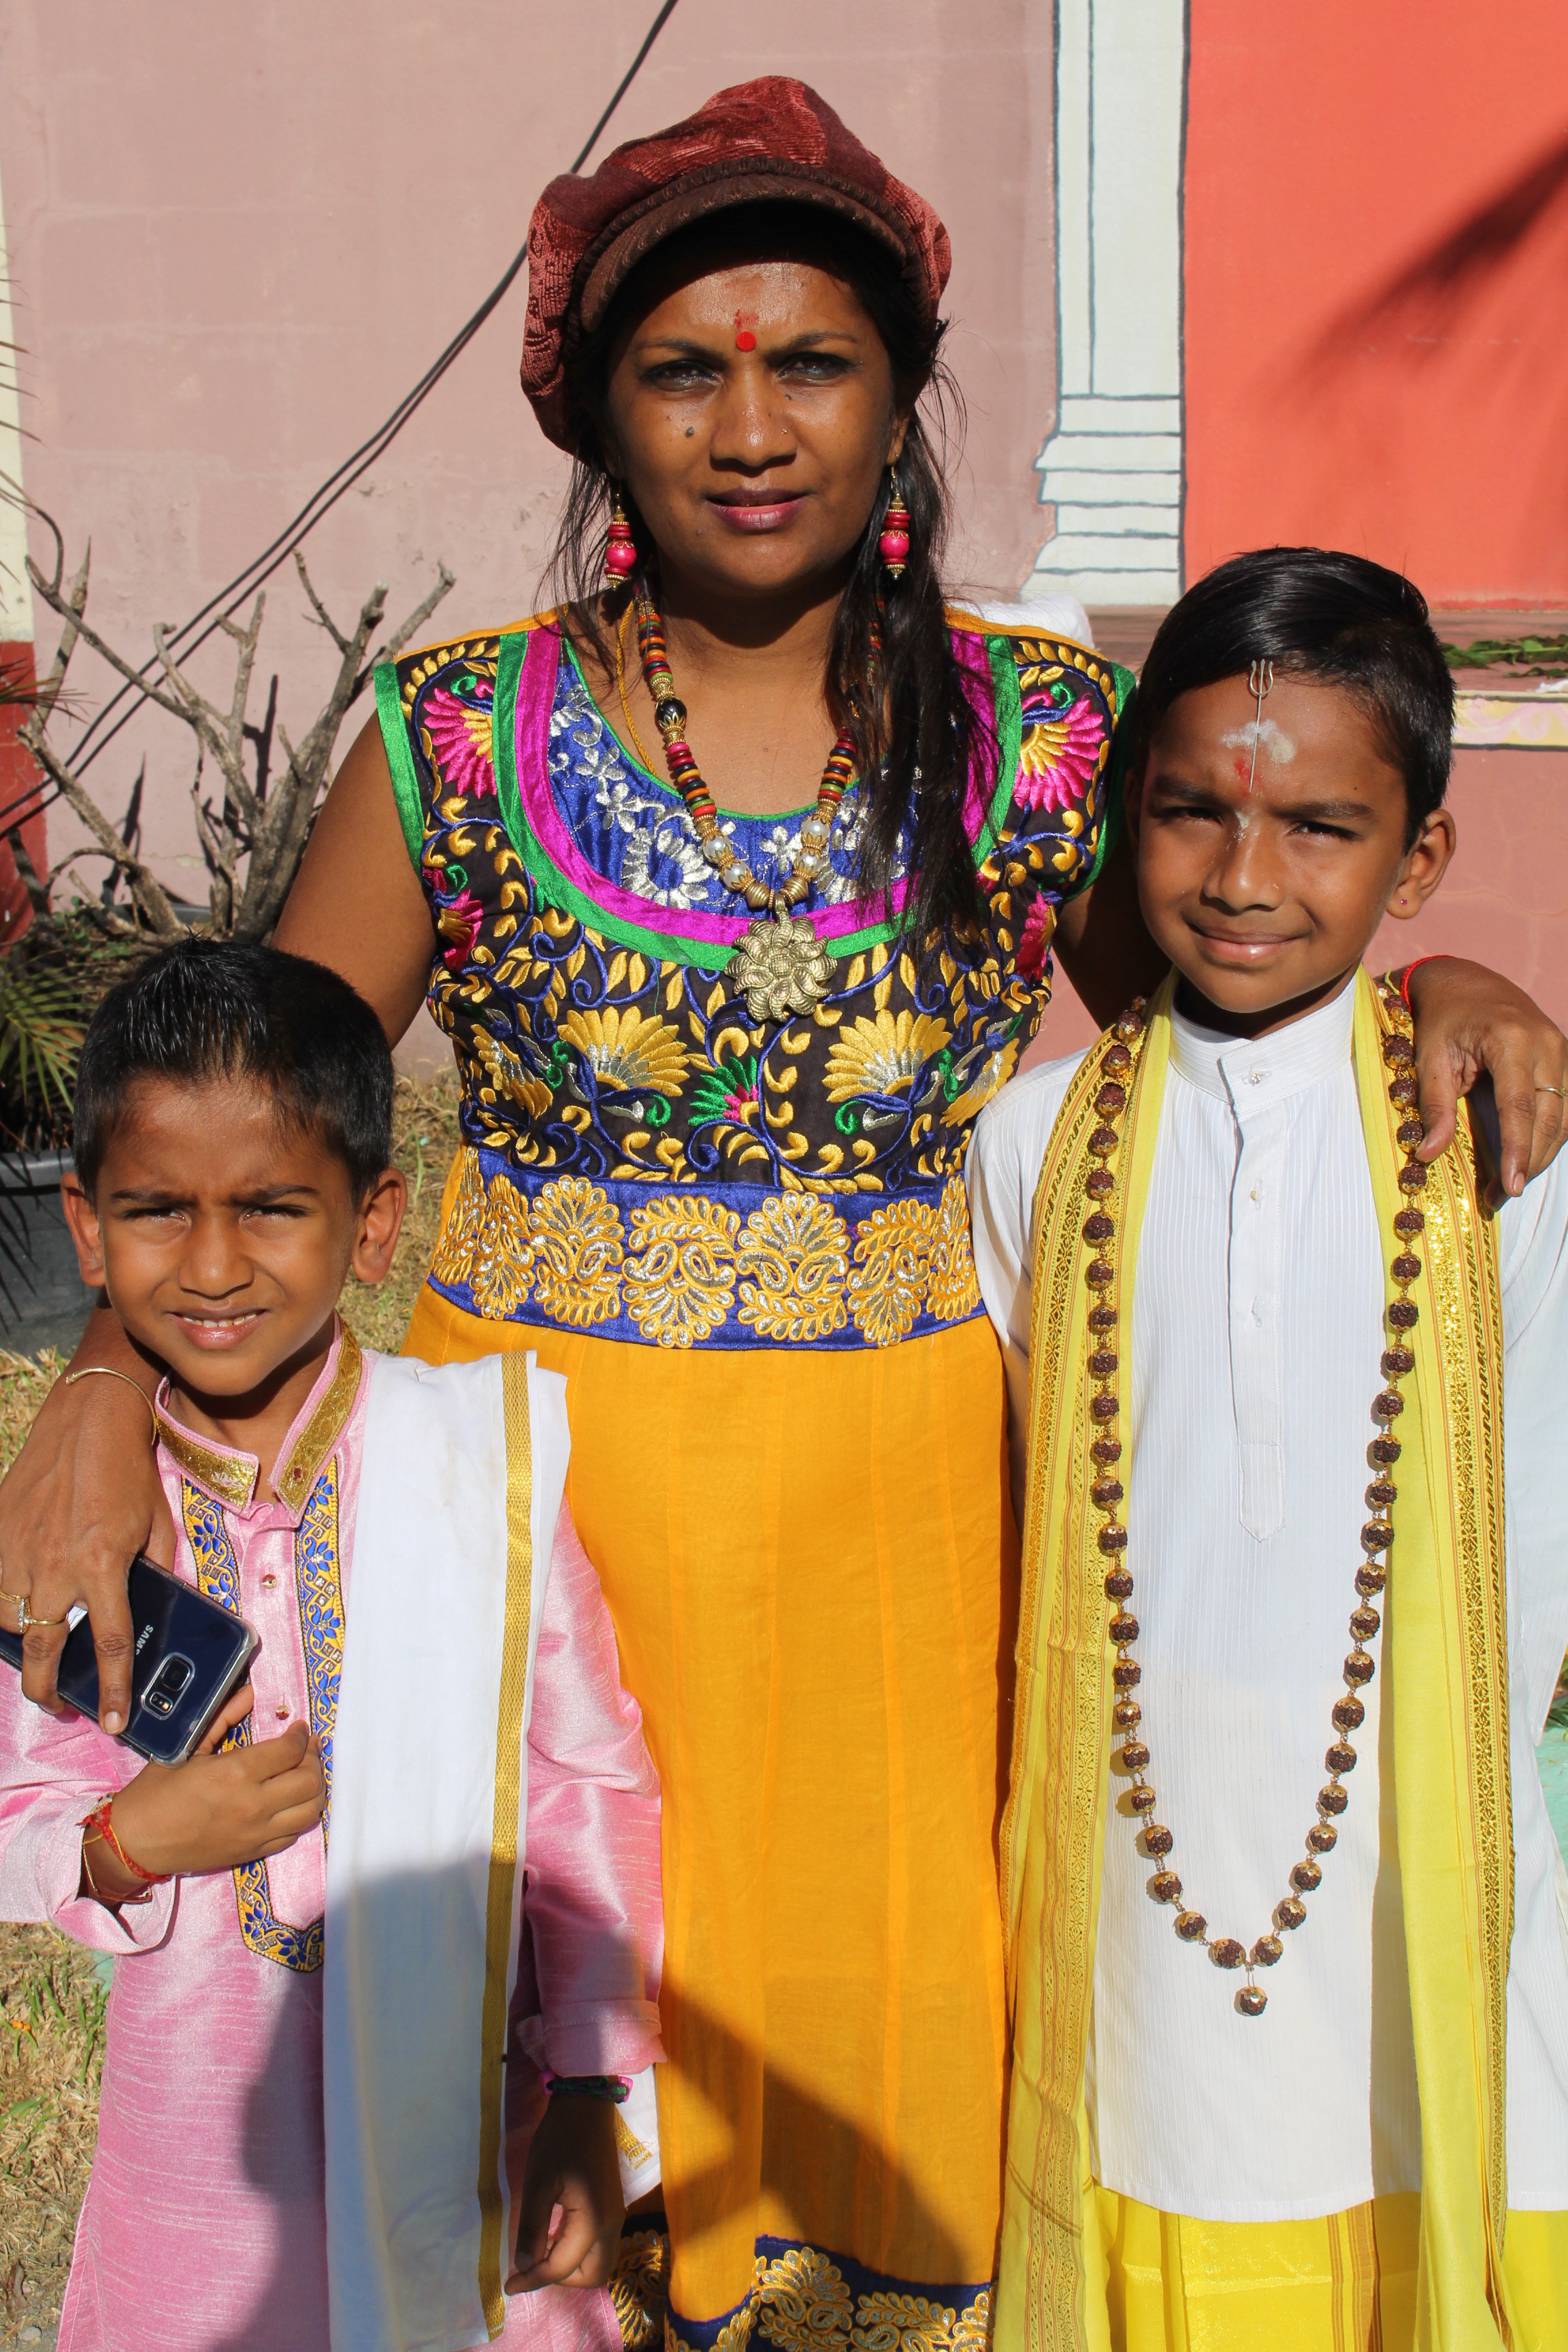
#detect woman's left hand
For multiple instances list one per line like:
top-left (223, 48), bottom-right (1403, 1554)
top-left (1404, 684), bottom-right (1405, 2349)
top-left (1407, 957), bottom-right (1568, 1205)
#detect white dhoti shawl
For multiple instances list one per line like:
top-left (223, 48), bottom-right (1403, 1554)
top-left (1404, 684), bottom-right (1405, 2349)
top-left (323, 1350), bottom-right (658, 2352)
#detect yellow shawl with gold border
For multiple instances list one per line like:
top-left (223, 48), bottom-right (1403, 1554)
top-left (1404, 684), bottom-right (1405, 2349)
top-left (995, 968), bottom-right (1516, 2351)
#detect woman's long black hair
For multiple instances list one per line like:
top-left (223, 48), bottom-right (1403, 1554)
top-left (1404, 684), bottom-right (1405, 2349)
top-left (543, 204), bottom-right (986, 942)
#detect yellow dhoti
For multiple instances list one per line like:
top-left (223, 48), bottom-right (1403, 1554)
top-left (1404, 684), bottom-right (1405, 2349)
top-left (1092, 2187), bottom-right (1567, 2352)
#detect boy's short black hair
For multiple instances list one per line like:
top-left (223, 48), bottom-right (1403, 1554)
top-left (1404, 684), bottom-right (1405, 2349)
top-left (73, 940), bottom-right (393, 1198)
top-left (1131, 547), bottom-right (1454, 840)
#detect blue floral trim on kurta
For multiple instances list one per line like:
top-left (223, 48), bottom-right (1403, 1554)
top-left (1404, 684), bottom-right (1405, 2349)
top-left (182, 1469), bottom-right (344, 1974)
top-left (378, 614), bottom-right (1130, 1352)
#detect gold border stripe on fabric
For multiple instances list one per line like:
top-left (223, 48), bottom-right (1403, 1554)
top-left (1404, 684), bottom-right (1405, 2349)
top-left (476, 1355), bottom-right (535, 2336)
top-left (998, 978), bottom-right (1169, 2352)
top-left (276, 1324), bottom-right (363, 1510)
top-left (1353, 977), bottom-right (1513, 2345)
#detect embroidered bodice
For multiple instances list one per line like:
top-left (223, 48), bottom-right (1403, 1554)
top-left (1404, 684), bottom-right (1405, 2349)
top-left (376, 614), bottom-right (1129, 1350)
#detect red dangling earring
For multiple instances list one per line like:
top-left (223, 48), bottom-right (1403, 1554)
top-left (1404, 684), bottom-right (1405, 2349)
top-left (879, 467), bottom-right (911, 581)
top-left (604, 487), bottom-right (638, 584)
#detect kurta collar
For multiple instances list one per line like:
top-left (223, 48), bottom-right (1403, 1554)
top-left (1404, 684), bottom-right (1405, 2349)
top-left (154, 1320), bottom-right (364, 1518)
top-left (1169, 970), bottom-right (1358, 1112)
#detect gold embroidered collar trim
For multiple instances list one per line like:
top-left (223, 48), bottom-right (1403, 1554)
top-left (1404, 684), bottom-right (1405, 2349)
top-left (154, 1324), bottom-right (365, 1515)
top-left (276, 1325), bottom-right (363, 1511)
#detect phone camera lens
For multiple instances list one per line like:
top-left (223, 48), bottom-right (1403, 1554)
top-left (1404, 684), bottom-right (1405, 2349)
top-left (144, 1655), bottom-right (194, 1717)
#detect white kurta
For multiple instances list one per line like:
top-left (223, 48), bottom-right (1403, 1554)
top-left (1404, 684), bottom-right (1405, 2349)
top-left (968, 978), bottom-right (1568, 2221)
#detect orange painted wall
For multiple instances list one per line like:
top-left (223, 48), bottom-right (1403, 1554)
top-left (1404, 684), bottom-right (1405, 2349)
top-left (1183, 5), bottom-right (1568, 606)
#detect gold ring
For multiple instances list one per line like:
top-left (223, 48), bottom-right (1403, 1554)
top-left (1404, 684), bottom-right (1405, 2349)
top-left (0, 1588), bottom-right (25, 1612)
top-left (18, 1608), bottom-right (65, 1631)
top-left (1535, 1083), bottom-right (1568, 1098)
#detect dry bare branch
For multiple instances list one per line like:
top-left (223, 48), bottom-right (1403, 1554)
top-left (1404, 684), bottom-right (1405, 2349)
top-left (295, 551), bottom-right (353, 657)
top-left (364, 561), bottom-right (457, 685)
top-left (28, 561), bottom-right (188, 728)
top-left (16, 500), bottom-right (453, 943)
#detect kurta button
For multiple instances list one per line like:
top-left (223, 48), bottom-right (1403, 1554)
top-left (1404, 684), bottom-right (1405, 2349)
top-left (261, 1574), bottom-right (278, 1590)
top-left (274, 1703), bottom-right (289, 1720)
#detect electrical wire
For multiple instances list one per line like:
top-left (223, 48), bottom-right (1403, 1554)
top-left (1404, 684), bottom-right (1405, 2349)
top-left (5, 0), bottom-right (679, 834)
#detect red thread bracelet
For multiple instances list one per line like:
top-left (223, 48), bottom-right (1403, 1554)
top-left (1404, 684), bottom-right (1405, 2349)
top-left (1390, 954), bottom-right (1448, 1015)
top-left (80, 1797), bottom-right (169, 1886)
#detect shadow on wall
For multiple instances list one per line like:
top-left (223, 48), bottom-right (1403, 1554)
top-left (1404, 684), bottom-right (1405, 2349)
top-left (1280, 125), bottom-right (1568, 587)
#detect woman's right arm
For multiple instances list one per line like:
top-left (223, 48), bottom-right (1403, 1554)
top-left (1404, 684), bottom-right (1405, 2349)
top-left (0, 714), bottom-right (438, 1726)
top-left (271, 711), bottom-right (438, 1022)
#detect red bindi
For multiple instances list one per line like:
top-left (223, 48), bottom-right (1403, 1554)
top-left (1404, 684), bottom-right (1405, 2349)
top-left (735, 329), bottom-right (756, 351)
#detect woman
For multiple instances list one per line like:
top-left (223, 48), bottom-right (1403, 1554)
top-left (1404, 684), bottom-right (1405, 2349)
top-left (4, 76), bottom-right (1565, 2351)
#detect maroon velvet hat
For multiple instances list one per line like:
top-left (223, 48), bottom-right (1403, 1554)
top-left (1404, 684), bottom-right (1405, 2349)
top-left (520, 76), bottom-right (951, 451)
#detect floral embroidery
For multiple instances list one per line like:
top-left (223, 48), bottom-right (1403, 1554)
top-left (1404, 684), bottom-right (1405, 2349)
top-left (736, 1193), bottom-right (849, 1341)
top-left (623, 1195), bottom-right (740, 1346)
top-left (438, 889), bottom-right (483, 969)
top-left (610, 2230), bottom-right (671, 2349)
top-left (939, 1032), bottom-right (1022, 1130)
top-left (385, 618), bottom-right (1126, 1352)
top-left (436, 1157), bottom-right (980, 1350)
top-left (294, 1459), bottom-right (345, 1829)
top-left (472, 1027), bottom-right (553, 1121)
top-left (1015, 894), bottom-right (1054, 981)
top-left (423, 684), bottom-right (497, 802)
top-left (823, 1011), bottom-right (951, 1106)
top-left (1014, 661), bottom-right (1107, 815)
top-left (651, 2234), bottom-right (989, 2352)
top-left (755, 2248), bottom-right (855, 2352)
top-left (431, 1147), bottom-right (487, 1286)
top-left (691, 1054), bottom-right (760, 1132)
top-left (924, 1178), bottom-right (981, 1324)
top-left (469, 1167), bottom-right (534, 1319)
top-left (851, 2293), bottom-right (992, 2352)
top-left (527, 1175), bottom-right (625, 1328)
top-left (182, 1480), bottom-right (327, 1974)
top-left (560, 1006), bottom-right (689, 1100)
top-left (848, 1198), bottom-right (936, 1347)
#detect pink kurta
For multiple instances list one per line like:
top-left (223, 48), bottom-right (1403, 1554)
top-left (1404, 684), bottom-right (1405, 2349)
top-left (0, 1326), bottom-right (664, 2352)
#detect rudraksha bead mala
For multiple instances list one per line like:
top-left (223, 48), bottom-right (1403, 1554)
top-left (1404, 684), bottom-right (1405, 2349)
top-left (1083, 981), bottom-right (1427, 2016)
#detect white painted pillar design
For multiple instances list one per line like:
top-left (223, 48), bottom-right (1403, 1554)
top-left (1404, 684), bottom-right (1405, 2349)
top-left (0, 161), bottom-right (34, 650)
top-left (1021, 0), bottom-right (1186, 607)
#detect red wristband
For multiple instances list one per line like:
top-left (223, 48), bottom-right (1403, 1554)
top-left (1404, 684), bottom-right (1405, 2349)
top-left (1390, 954), bottom-right (1449, 1015)
top-left (80, 1797), bottom-right (170, 1886)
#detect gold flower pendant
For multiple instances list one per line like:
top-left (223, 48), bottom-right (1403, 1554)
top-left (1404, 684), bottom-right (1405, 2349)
top-left (726, 905), bottom-right (835, 1023)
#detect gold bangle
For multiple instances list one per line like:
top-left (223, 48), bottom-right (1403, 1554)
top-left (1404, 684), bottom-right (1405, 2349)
top-left (63, 1365), bottom-right (159, 1439)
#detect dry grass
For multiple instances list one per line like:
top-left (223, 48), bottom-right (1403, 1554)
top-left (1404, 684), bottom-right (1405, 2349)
top-left (342, 1071), bottom-right (463, 1355)
top-left (0, 1931), bottom-right (107, 2338)
top-left (0, 1068), bottom-right (461, 2336)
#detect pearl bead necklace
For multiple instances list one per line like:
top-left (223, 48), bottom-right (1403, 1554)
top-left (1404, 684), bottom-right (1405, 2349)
top-left (1085, 981), bottom-right (1428, 2016)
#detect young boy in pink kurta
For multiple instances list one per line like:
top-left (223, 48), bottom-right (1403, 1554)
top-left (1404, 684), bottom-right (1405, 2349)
top-left (0, 942), bottom-right (664, 2352)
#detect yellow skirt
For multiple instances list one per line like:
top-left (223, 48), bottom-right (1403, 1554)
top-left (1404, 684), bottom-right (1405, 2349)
top-left (406, 1274), bottom-right (1017, 2330)
top-left (1094, 2183), bottom-right (1568, 2351)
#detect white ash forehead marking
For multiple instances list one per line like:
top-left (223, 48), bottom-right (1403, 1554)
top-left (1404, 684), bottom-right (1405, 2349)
top-left (1220, 718), bottom-right (1297, 764)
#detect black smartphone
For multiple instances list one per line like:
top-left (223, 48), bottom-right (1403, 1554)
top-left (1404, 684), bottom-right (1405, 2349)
top-left (0, 1554), bottom-right (257, 1765)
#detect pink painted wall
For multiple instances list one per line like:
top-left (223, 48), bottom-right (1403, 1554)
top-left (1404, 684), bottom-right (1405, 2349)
top-left (1039, 747), bottom-right (1568, 1063)
top-left (0, 1), bottom-right (1056, 890)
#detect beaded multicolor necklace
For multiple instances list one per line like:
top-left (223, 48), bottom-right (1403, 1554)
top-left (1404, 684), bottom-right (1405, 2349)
top-left (627, 586), bottom-right (851, 1022)
top-left (1085, 977), bottom-right (1428, 2018)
